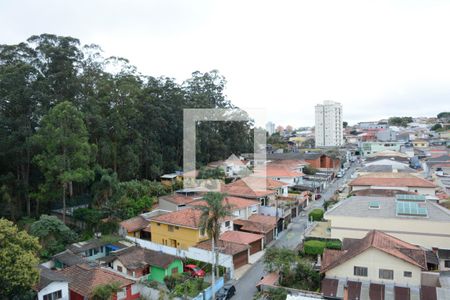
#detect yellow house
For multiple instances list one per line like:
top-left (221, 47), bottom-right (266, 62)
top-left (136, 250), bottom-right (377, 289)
top-left (321, 231), bottom-right (428, 287)
top-left (412, 139), bottom-right (430, 148)
top-left (150, 208), bottom-right (233, 249)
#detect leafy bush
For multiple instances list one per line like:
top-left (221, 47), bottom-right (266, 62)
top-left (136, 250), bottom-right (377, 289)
top-left (303, 240), bottom-right (326, 255)
top-left (325, 240), bottom-right (342, 250)
top-left (308, 209), bottom-right (324, 221)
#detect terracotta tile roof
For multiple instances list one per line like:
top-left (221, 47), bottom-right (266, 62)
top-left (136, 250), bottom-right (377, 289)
top-left (150, 208), bottom-right (203, 229)
top-left (232, 177), bottom-right (288, 190)
top-left (112, 246), bottom-right (179, 269)
top-left (220, 230), bottom-right (263, 245)
top-left (233, 218), bottom-right (275, 233)
top-left (254, 165), bottom-right (304, 178)
top-left (191, 196), bottom-right (259, 210)
top-left (248, 214), bottom-right (278, 226)
top-left (120, 216), bottom-right (150, 233)
top-left (321, 230), bottom-right (427, 273)
top-left (195, 239), bottom-right (249, 255)
top-left (349, 174), bottom-right (436, 188)
top-left (257, 272), bottom-right (279, 287)
top-left (222, 179), bottom-right (276, 198)
top-left (159, 194), bottom-right (199, 205)
top-left (58, 264), bottom-right (134, 297)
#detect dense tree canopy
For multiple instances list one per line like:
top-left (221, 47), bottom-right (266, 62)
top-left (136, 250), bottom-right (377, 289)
top-left (388, 116), bottom-right (413, 127)
top-left (0, 218), bottom-right (41, 298)
top-left (0, 34), bottom-right (254, 219)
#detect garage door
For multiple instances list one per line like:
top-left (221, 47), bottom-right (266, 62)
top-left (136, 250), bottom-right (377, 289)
top-left (265, 230), bottom-right (274, 244)
top-left (249, 240), bottom-right (262, 255)
top-left (233, 250), bottom-right (248, 269)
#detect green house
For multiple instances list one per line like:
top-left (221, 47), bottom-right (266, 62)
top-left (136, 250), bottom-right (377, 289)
top-left (108, 246), bottom-right (183, 283)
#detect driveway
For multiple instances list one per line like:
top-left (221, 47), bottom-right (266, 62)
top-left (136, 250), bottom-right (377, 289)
top-left (230, 162), bottom-right (358, 300)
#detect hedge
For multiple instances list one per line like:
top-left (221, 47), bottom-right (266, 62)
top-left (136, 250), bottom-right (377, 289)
top-left (304, 240), bottom-right (326, 255)
top-left (308, 208), bottom-right (324, 221)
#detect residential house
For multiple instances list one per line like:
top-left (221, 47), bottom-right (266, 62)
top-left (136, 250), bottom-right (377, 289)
top-left (189, 196), bottom-right (260, 220)
top-left (158, 194), bottom-right (201, 211)
top-left (413, 139), bottom-right (430, 148)
top-left (233, 218), bottom-right (276, 245)
top-left (348, 173), bottom-right (436, 195)
top-left (105, 246), bottom-right (183, 283)
top-left (222, 178), bottom-right (277, 206)
top-left (195, 239), bottom-right (250, 269)
top-left (219, 230), bottom-right (264, 255)
top-left (35, 267), bottom-right (69, 300)
top-left (254, 164), bottom-right (304, 187)
top-left (52, 250), bottom-right (87, 269)
top-left (359, 142), bottom-right (405, 157)
top-left (321, 231), bottom-right (428, 287)
top-left (59, 264), bottom-right (139, 300)
top-left (160, 173), bottom-right (181, 186)
top-left (67, 239), bottom-right (131, 261)
top-left (149, 208), bottom-right (232, 249)
top-left (325, 195), bottom-right (450, 249)
top-left (119, 216), bottom-right (150, 239)
top-left (207, 154), bottom-right (249, 177)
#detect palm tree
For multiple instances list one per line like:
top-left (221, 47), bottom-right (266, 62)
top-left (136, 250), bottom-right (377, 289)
top-left (196, 192), bottom-right (233, 300)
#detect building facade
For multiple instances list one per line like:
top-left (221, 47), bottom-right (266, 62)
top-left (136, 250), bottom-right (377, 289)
top-left (315, 100), bottom-right (343, 147)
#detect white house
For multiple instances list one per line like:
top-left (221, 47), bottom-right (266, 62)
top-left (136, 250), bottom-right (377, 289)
top-left (35, 267), bottom-right (69, 300)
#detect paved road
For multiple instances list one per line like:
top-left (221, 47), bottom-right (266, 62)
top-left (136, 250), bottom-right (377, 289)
top-left (231, 163), bottom-right (358, 300)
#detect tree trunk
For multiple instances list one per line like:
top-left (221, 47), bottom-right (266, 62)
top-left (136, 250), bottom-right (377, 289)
top-left (62, 183), bottom-right (66, 224)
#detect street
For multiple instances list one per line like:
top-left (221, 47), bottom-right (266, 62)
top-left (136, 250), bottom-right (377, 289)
top-left (231, 163), bottom-right (357, 300)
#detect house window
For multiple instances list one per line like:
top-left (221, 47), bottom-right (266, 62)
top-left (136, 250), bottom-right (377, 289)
top-left (157, 223), bottom-right (161, 226)
top-left (354, 266), bottom-right (368, 277)
top-left (117, 266), bottom-right (123, 272)
top-left (168, 225), bottom-right (174, 232)
top-left (225, 221), bottom-right (231, 227)
top-left (445, 260), bottom-right (450, 268)
top-left (379, 269), bottom-right (394, 280)
top-left (43, 290), bottom-right (62, 300)
top-left (175, 226), bottom-right (179, 230)
top-left (404, 271), bottom-right (412, 277)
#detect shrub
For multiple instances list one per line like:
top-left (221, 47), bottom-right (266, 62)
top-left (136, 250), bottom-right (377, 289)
top-left (325, 240), bottom-right (342, 250)
top-left (303, 240), bottom-right (326, 255)
top-left (308, 209), bottom-right (324, 221)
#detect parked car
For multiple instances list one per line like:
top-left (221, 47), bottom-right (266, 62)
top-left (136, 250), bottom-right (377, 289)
top-left (216, 283), bottom-right (236, 300)
top-left (183, 264), bottom-right (205, 277)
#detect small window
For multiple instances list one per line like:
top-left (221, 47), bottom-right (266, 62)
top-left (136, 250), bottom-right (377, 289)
top-left (225, 221), bottom-right (231, 227)
top-left (168, 225), bottom-right (174, 232)
top-left (157, 223), bottom-right (161, 226)
top-left (369, 201), bottom-right (380, 209)
top-left (379, 269), bottom-right (394, 280)
top-left (175, 226), bottom-right (179, 230)
top-left (43, 290), bottom-right (62, 300)
top-left (445, 260), bottom-right (450, 268)
top-left (117, 266), bottom-right (123, 272)
top-left (354, 266), bottom-right (368, 277)
top-left (404, 271), bottom-right (412, 277)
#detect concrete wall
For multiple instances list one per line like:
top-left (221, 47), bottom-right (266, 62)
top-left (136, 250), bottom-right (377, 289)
top-left (328, 215), bottom-right (450, 249)
top-left (326, 248), bottom-right (422, 286)
top-left (351, 185), bottom-right (435, 196)
top-left (38, 281), bottom-right (69, 300)
top-left (125, 236), bottom-right (235, 278)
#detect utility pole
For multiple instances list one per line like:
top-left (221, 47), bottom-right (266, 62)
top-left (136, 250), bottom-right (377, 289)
top-left (211, 237), bottom-right (216, 300)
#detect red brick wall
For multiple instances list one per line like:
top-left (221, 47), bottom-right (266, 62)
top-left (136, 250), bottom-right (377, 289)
top-left (305, 156), bottom-right (340, 169)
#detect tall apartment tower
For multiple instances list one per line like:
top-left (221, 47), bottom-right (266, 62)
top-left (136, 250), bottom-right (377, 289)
top-left (315, 100), bottom-right (343, 147)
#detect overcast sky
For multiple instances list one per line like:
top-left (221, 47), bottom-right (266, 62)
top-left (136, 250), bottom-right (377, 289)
top-left (1, 0), bottom-right (449, 127)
